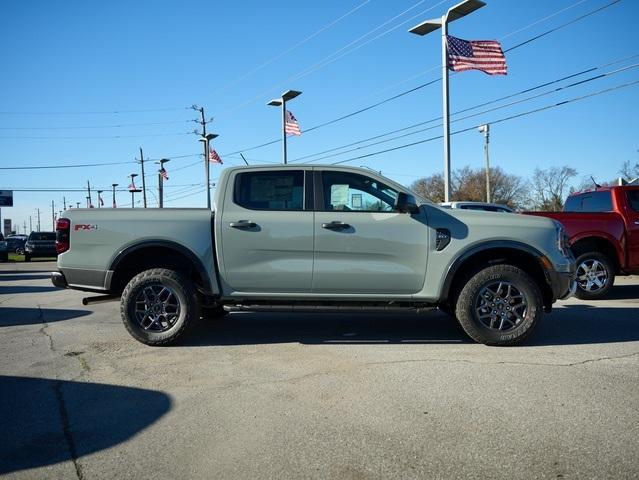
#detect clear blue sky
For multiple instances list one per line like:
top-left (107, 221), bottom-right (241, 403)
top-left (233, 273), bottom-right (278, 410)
top-left (1, 0), bottom-right (638, 232)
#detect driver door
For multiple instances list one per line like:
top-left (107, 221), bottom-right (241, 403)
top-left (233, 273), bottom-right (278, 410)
top-left (312, 169), bottom-right (429, 295)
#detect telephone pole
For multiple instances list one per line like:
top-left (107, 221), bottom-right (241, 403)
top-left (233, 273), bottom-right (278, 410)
top-left (87, 180), bottom-right (92, 208)
top-left (63, 196), bottom-right (67, 211)
top-left (51, 200), bottom-right (55, 229)
top-left (193, 105), bottom-right (217, 210)
top-left (36, 208), bottom-right (41, 232)
top-left (139, 147), bottom-right (147, 208)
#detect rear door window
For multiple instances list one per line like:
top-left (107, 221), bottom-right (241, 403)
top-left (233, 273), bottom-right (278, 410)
top-left (564, 191), bottom-right (612, 212)
top-left (234, 170), bottom-right (305, 211)
top-left (627, 190), bottom-right (639, 212)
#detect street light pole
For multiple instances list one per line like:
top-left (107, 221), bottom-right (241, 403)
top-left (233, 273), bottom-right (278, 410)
top-left (268, 90), bottom-right (302, 165)
top-left (139, 147), bottom-right (148, 208)
top-left (157, 159), bottom-right (170, 208)
top-left (478, 124), bottom-right (490, 202)
top-left (198, 133), bottom-right (218, 209)
top-left (112, 183), bottom-right (118, 208)
top-left (409, 0), bottom-right (486, 202)
top-left (129, 173), bottom-right (140, 208)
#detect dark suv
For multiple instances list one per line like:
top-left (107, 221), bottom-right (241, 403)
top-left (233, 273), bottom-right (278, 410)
top-left (24, 232), bottom-right (57, 261)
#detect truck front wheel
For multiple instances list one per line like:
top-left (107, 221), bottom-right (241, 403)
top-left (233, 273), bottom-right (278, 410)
top-left (120, 268), bottom-right (199, 346)
top-left (455, 265), bottom-right (543, 346)
top-left (574, 252), bottom-right (614, 300)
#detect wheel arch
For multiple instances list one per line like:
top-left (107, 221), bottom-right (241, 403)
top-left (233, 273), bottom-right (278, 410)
top-left (441, 241), bottom-right (554, 310)
top-left (570, 235), bottom-right (621, 273)
top-left (108, 240), bottom-right (215, 295)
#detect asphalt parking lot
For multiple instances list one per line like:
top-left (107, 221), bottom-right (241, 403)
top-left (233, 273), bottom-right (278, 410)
top-left (1, 261), bottom-right (638, 479)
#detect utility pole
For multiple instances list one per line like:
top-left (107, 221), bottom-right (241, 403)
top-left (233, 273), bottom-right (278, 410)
top-left (51, 200), bottom-right (55, 230)
top-left (23, 221), bottom-right (27, 234)
top-left (87, 180), bottom-right (92, 208)
top-left (139, 147), bottom-right (147, 208)
top-left (193, 105), bottom-right (217, 210)
top-left (478, 124), bottom-right (491, 203)
top-left (29, 216), bottom-right (32, 233)
top-left (36, 208), bottom-right (41, 232)
top-left (63, 196), bottom-right (67, 211)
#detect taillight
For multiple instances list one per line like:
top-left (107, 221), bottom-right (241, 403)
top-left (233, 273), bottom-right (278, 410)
top-left (56, 218), bottom-right (70, 254)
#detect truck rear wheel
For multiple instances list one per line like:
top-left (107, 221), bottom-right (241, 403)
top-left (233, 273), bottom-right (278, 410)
top-left (120, 268), bottom-right (199, 346)
top-left (455, 265), bottom-right (543, 346)
top-left (574, 252), bottom-right (614, 300)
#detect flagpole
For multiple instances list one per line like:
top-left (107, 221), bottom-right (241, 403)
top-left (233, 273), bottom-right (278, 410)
top-left (441, 15), bottom-right (451, 203)
top-left (281, 99), bottom-right (288, 165)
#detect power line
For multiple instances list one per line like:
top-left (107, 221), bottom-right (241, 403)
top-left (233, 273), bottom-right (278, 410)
top-left (329, 78), bottom-right (639, 166)
top-left (0, 120), bottom-right (193, 131)
top-left (221, 0), bottom-right (625, 156)
top-left (0, 131), bottom-right (193, 140)
top-left (0, 106), bottom-right (190, 116)
top-left (214, 0), bottom-right (373, 94)
top-left (0, 161), bottom-right (135, 170)
top-left (291, 55), bottom-right (639, 163)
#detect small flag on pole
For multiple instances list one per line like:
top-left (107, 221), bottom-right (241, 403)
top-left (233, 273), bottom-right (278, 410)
top-left (160, 168), bottom-right (169, 180)
top-left (128, 182), bottom-right (136, 191)
top-left (209, 146), bottom-right (223, 164)
top-left (446, 35), bottom-right (507, 75)
top-left (284, 110), bottom-right (301, 136)
top-left (98, 193), bottom-right (104, 207)
top-left (113, 200), bottom-right (117, 208)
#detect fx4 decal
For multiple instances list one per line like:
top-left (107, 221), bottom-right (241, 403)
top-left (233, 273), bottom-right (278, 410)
top-left (74, 224), bottom-right (99, 231)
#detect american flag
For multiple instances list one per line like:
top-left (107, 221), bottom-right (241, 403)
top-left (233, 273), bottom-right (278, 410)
top-left (160, 168), bottom-right (169, 180)
top-left (209, 146), bottom-right (223, 164)
top-left (285, 110), bottom-right (301, 136)
top-left (446, 35), bottom-right (507, 75)
top-left (128, 182), bottom-right (136, 191)
top-left (98, 194), bottom-right (104, 207)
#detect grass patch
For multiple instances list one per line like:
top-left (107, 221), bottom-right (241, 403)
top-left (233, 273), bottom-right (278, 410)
top-left (6, 253), bottom-right (56, 262)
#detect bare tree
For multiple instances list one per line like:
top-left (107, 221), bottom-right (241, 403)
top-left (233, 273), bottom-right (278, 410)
top-left (410, 166), bottom-right (529, 209)
top-left (530, 166), bottom-right (577, 211)
top-left (619, 159), bottom-right (639, 180)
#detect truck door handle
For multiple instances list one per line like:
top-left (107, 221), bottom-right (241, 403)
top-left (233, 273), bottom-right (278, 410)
top-left (230, 220), bottom-right (257, 229)
top-left (322, 221), bottom-right (350, 230)
top-left (635, 221), bottom-right (639, 225)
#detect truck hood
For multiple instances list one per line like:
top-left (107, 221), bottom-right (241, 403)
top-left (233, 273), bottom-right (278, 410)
top-left (440, 207), bottom-right (557, 230)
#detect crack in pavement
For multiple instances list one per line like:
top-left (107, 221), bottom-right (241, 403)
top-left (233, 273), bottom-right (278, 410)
top-left (38, 304), bottom-right (85, 480)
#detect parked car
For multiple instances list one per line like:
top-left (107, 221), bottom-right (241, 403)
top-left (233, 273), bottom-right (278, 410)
top-left (51, 165), bottom-right (575, 347)
top-left (439, 201), bottom-right (514, 213)
top-left (526, 185), bottom-right (639, 299)
top-left (0, 234), bottom-right (7, 262)
top-left (24, 231), bottom-right (57, 261)
top-left (6, 235), bottom-right (27, 254)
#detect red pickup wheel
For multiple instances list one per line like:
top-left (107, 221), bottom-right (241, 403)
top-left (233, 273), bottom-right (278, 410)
top-left (574, 252), bottom-right (614, 300)
top-left (120, 268), bottom-right (199, 345)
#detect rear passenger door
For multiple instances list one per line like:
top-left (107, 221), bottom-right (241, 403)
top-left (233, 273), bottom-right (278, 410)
top-left (218, 169), bottom-right (314, 294)
top-left (625, 188), bottom-right (639, 268)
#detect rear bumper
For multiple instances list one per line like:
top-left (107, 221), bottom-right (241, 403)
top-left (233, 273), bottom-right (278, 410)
top-left (51, 271), bottom-right (68, 289)
top-left (51, 268), bottom-right (111, 293)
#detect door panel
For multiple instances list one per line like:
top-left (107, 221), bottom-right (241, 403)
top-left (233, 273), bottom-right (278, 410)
top-left (625, 189), bottom-right (639, 268)
top-left (313, 211), bottom-right (429, 294)
top-left (218, 170), bottom-right (313, 293)
top-left (312, 170), bottom-right (428, 295)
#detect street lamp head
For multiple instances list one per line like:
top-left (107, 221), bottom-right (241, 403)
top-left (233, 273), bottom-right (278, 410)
top-left (130, 173), bottom-right (138, 179)
top-left (478, 124), bottom-right (489, 134)
top-left (267, 99), bottom-right (283, 107)
top-left (409, 19), bottom-right (442, 36)
top-left (448, 0), bottom-right (486, 22)
top-left (199, 133), bottom-right (218, 141)
top-left (112, 183), bottom-right (119, 188)
top-left (281, 90), bottom-right (302, 101)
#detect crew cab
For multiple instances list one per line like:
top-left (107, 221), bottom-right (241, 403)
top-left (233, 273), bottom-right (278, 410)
top-left (51, 165), bottom-right (575, 346)
top-left (527, 185), bottom-right (639, 299)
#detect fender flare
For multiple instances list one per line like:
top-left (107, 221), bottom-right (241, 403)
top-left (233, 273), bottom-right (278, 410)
top-left (440, 240), bottom-right (549, 300)
top-left (108, 240), bottom-right (214, 294)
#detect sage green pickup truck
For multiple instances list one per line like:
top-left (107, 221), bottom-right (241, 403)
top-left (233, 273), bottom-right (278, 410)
top-left (52, 165), bottom-right (575, 346)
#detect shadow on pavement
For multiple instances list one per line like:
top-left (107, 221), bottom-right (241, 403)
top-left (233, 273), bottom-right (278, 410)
top-left (0, 285), bottom-right (59, 294)
top-left (529, 305), bottom-right (639, 346)
top-left (0, 376), bottom-right (171, 475)
top-left (0, 307), bottom-right (91, 327)
top-left (605, 283), bottom-right (639, 300)
top-left (185, 305), bottom-right (639, 347)
top-left (0, 274), bottom-right (53, 281)
top-left (186, 311), bottom-right (470, 347)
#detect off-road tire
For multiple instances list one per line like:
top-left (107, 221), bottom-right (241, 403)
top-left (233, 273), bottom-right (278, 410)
top-left (120, 268), bottom-right (199, 346)
top-left (574, 251), bottom-right (615, 300)
top-left (455, 264), bottom-right (543, 346)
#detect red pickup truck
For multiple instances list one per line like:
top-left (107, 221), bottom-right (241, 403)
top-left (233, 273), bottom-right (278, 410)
top-left (527, 185), bottom-right (639, 299)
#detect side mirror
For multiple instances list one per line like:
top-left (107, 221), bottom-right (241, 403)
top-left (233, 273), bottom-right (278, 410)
top-left (395, 192), bottom-right (419, 214)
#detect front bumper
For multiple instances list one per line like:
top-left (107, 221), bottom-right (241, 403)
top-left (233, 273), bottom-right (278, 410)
top-left (548, 270), bottom-right (577, 301)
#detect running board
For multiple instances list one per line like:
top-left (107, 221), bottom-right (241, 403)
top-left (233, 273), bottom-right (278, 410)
top-left (223, 304), bottom-right (436, 314)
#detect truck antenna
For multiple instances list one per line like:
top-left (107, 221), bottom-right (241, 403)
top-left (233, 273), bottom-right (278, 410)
top-left (590, 176), bottom-right (602, 189)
